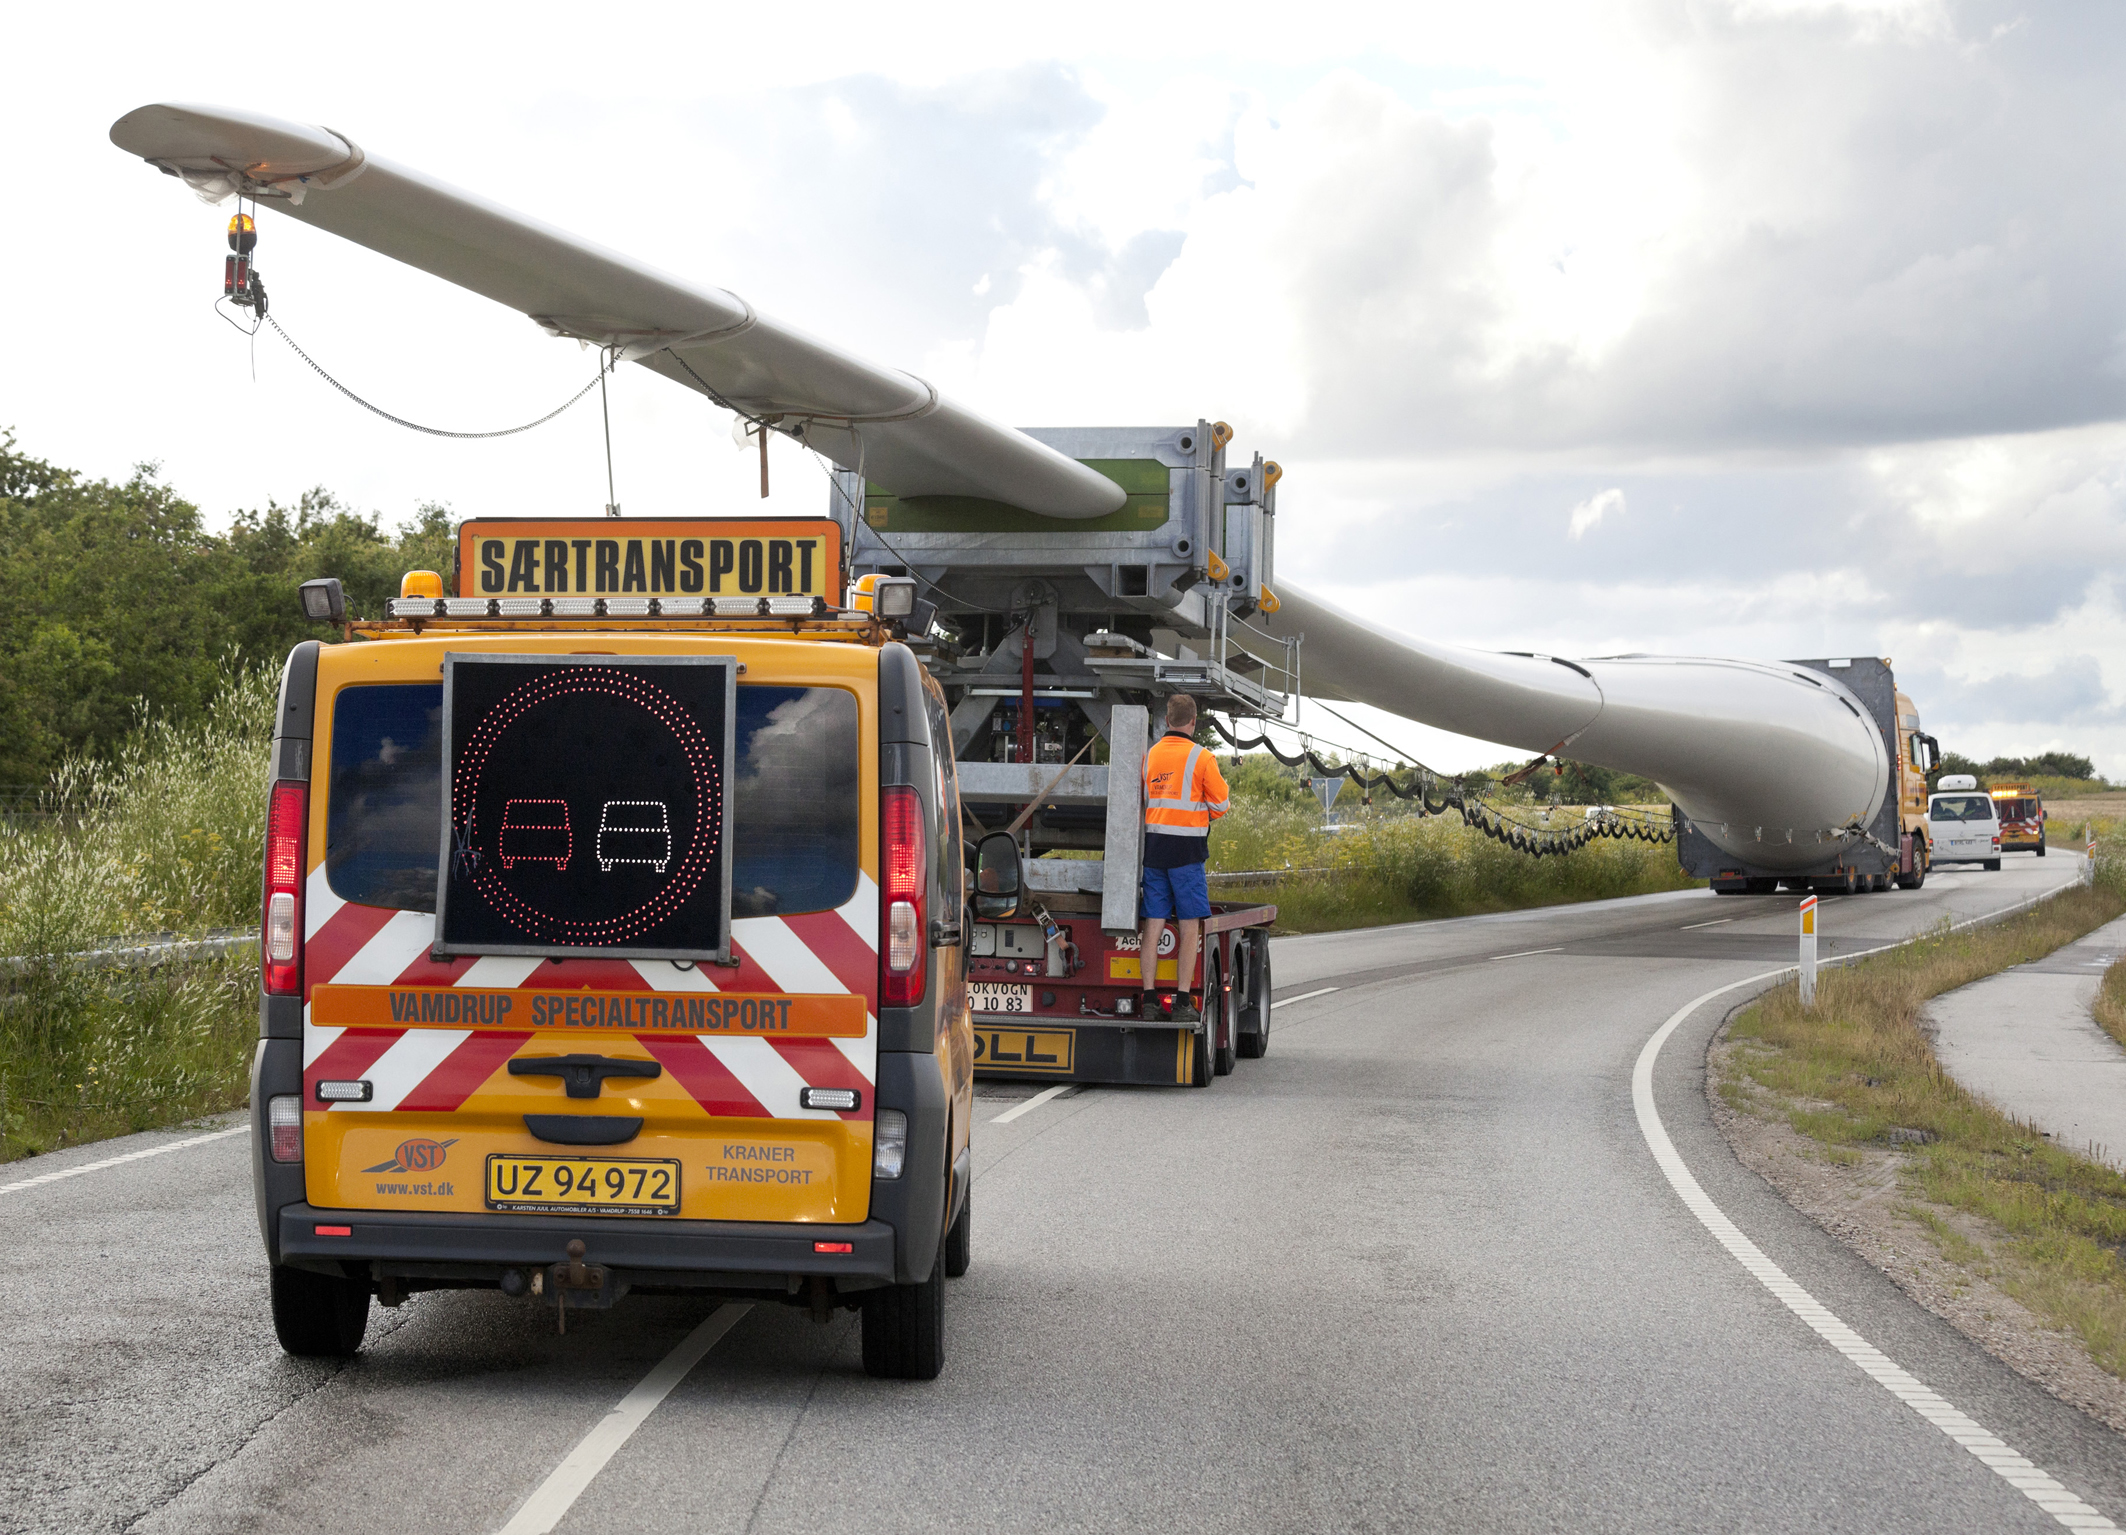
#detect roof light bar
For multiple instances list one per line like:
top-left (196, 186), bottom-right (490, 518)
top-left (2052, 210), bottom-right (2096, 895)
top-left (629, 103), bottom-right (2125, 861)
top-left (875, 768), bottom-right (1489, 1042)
top-left (378, 593), bottom-right (854, 623)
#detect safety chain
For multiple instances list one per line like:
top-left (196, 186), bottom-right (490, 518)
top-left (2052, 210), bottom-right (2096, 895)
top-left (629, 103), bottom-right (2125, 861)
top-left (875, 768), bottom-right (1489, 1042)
top-left (1205, 718), bottom-right (1676, 859)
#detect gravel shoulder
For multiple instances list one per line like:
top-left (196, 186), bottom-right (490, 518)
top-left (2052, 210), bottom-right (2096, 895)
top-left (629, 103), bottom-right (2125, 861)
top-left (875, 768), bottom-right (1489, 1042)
top-left (1710, 1022), bottom-right (2126, 1437)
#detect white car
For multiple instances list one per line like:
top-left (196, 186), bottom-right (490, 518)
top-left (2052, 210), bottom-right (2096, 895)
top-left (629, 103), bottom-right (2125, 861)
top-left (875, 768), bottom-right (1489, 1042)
top-left (1928, 774), bottom-right (2002, 871)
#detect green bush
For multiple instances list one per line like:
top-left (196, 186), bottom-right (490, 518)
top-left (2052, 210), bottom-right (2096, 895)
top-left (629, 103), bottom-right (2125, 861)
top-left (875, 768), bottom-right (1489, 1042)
top-left (0, 670), bottom-right (273, 1160)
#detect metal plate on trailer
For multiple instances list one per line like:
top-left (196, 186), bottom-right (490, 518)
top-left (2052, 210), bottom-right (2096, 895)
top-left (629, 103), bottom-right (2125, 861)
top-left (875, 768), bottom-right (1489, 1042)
top-left (972, 1026), bottom-right (1075, 1073)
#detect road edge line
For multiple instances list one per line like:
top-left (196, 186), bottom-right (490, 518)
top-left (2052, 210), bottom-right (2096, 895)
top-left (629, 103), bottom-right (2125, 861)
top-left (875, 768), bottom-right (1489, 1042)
top-left (0, 1123), bottom-right (246, 1196)
top-left (1633, 886), bottom-right (2116, 1530)
top-left (496, 1302), bottom-right (752, 1535)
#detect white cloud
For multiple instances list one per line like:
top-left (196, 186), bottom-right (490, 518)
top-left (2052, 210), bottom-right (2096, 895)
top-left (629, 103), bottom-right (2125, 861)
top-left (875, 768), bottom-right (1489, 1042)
top-left (1568, 488), bottom-right (1625, 540)
top-left (5, 0), bottom-right (2125, 779)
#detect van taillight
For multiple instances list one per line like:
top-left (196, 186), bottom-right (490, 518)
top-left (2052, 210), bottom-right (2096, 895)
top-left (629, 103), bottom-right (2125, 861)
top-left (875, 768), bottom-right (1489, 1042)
top-left (263, 779), bottom-right (308, 996)
top-left (881, 785), bottom-right (927, 1007)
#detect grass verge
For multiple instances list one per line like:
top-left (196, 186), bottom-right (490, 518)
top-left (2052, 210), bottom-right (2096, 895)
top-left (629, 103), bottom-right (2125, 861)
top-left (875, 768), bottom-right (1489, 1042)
top-left (0, 670), bottom-right (272, 1161)
top-left (2096, 956), bottom-right (2126, 1051)
top-left (1723, 833), bottom-right (2126, 1376)
top-left (1209, 796), bottom-right (1698, 934)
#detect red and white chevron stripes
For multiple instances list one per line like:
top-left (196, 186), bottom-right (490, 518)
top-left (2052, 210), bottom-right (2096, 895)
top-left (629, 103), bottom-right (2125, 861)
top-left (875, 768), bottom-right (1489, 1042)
top-left (301, 866), bottom-right (879, 1121)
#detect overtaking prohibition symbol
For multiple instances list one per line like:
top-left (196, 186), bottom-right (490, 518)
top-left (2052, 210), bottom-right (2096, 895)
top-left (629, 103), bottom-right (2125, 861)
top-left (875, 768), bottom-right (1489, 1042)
top-left (436, 655), bottom-right (735, 961)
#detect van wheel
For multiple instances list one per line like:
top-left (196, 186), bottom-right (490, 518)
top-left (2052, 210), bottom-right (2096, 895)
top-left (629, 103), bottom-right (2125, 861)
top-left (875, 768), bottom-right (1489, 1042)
top-left (862, 1218), bottom-right (945, 1380)
top-left (944, 1185), bottom-right (971, 1279)
top-left (1236, 934), bottom-right (1271, 1060)
top-left (1984, 859), bottom-right (2001, 871)
top-left (271, 1264), bottom-right (370, 1358)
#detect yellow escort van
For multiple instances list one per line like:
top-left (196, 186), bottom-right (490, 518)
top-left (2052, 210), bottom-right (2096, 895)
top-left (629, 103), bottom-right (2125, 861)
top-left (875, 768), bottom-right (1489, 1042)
top-left (252, 519), bottom-right (974, 1378)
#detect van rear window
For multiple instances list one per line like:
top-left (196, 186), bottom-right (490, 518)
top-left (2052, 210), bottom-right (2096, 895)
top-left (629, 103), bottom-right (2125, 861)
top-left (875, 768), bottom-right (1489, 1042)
top-left (326, 682), bottom-right (859, 918)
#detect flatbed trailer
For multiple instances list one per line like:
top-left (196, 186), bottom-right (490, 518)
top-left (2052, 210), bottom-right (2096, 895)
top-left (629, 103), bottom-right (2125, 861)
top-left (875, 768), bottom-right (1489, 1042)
top-left (832, 421), bottom-right (1292, 1087)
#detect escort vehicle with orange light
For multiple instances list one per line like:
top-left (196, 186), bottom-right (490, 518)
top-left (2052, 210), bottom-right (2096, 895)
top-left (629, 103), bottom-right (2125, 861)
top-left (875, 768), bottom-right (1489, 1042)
top-left (255, 518), bottom-right (974, 1378)
top-left (1989, 782), bottom-right (2047, 856)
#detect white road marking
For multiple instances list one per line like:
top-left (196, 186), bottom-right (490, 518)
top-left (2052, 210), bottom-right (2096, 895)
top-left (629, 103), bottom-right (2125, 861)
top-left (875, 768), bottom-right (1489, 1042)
top-left (1635, 959), bottom-right (2117, 1529)
top-left (1271, 986), bottom-right (1340, 1010)
top-left (1679, 918), bottom-right (1735, 930)
top-left (495, 1303), bottom-right (750, 1535)
top-left (0, 1124), bottom-right (246, 1196)
top-left (989, 1084), bottom-right (1073, 1124)
top-left (1489, 947), bottom-right (1564, 960)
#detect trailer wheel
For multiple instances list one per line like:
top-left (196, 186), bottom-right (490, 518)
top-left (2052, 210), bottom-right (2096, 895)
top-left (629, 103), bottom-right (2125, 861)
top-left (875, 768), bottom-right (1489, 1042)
top-left (1214, 940), bottom-right (1238, 1077)
top-left (1190, 951), bottom-right (1220, 1088)
top-left (1236, 933), bottom-right (1271, 1060)
top-left (2038, 842), bottom-right (2048, 857)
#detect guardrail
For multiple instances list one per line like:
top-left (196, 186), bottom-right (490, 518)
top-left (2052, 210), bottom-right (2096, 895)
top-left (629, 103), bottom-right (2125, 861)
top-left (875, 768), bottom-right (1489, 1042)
top-left (1206, 867), bottom-right (1332, 890)
top-left (0, 930), bottom-right (256, 978)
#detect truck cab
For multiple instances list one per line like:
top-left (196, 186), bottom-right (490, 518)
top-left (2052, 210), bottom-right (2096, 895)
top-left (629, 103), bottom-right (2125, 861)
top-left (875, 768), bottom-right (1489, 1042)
top-left (252, 519), bottom-right (972, 1378)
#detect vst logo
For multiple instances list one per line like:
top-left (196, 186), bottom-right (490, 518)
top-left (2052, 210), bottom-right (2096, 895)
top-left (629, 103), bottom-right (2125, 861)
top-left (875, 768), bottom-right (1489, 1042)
top-left (365, 1138), bottom-right (458, 1174)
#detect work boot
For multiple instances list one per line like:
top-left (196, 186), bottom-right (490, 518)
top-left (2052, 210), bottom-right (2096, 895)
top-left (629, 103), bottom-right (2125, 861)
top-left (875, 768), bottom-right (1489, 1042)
top-left (1168, 995), bottom-right (1201, 1025)
top-left (1138, 990), bottom-right (1168, 1022)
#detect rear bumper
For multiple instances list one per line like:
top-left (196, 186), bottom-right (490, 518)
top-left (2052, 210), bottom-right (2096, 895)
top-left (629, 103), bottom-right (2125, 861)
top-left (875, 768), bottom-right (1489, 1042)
top-left (277, 1203), bottom-right (897, 1291)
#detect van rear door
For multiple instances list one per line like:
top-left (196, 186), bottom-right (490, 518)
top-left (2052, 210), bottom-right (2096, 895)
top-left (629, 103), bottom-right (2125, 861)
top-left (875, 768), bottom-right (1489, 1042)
top-left (299, 644), bottom-right (879, 1226)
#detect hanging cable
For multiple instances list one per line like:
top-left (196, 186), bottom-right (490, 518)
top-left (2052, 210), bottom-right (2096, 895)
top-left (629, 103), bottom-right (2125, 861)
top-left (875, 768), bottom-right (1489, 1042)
top-left (264, 316), bottom-right (611, 438)
top-left (599, 347), bottom-right (620, 515)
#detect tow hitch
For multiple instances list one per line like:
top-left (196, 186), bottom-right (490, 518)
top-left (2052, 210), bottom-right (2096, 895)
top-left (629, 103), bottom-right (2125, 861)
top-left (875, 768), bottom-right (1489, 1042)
top-left (544, 1238), bottom-right (628, 1332)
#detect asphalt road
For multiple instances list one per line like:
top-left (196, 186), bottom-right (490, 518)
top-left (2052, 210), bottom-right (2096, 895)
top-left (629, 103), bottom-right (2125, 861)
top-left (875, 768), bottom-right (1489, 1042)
top-left (4, 854), bottom-right (2114, 1533)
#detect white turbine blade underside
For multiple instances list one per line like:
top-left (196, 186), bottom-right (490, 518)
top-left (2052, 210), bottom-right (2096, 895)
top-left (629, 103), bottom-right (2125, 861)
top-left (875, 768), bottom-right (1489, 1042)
top-left (1249, 580), bottom-right (1890, 875)
top-left (109, 102), bottom-right (1126, 519)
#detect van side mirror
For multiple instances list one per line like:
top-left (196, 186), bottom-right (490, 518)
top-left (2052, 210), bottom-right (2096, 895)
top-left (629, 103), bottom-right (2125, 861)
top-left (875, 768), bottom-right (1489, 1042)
top-left (973, 832), bottom-right (1022, 921)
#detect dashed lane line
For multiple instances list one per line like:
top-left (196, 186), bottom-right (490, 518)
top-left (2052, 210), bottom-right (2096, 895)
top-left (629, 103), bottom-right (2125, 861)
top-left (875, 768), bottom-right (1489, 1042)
top-left (1680, 918), bottom-right (1735, 930)
top-left (1635, 962), bottom-right (2117, 1530)
top-left (496, 1303), bottom-right (751, 1535)
top-left (990, 1085), bottom-right (1073, 1125)
top-left (0, 1124), bottom-right (246, 1197)
top-left (1271, 986), bottom-right (1339, 1010)
top-left (1489, 947), bottom-right (1564, 960)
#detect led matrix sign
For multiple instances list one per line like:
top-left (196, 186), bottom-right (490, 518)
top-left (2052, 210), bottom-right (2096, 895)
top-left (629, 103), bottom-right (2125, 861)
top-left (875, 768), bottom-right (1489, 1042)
top-left (435, 655), bottom-right (736, 961)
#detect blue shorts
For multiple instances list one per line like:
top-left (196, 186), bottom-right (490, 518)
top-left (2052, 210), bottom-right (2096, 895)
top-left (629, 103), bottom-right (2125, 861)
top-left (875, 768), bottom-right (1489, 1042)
top-left (1141, 862), bottom-right (1211, 922)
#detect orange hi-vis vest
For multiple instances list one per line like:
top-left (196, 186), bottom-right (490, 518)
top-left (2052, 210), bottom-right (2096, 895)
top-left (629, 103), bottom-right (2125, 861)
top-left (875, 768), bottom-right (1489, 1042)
top-left (1143, 733), bottom-right (1230, 838)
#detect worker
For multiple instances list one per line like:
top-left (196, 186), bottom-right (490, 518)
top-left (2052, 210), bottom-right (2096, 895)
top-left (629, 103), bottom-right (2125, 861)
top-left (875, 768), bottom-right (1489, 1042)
top-left (1139, 693), bottom-right (1229, 1023)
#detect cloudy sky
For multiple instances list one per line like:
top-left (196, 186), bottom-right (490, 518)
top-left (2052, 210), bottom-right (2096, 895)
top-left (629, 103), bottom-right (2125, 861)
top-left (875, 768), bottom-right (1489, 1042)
top-left (8, 0), bottom-right (2124, 774)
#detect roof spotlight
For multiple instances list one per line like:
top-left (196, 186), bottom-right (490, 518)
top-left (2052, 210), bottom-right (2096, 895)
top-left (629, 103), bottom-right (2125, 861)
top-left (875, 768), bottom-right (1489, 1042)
top-left (872, 576), bottom-right (917, 619)
top-left (298, 578), bottom-right (346, 624)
